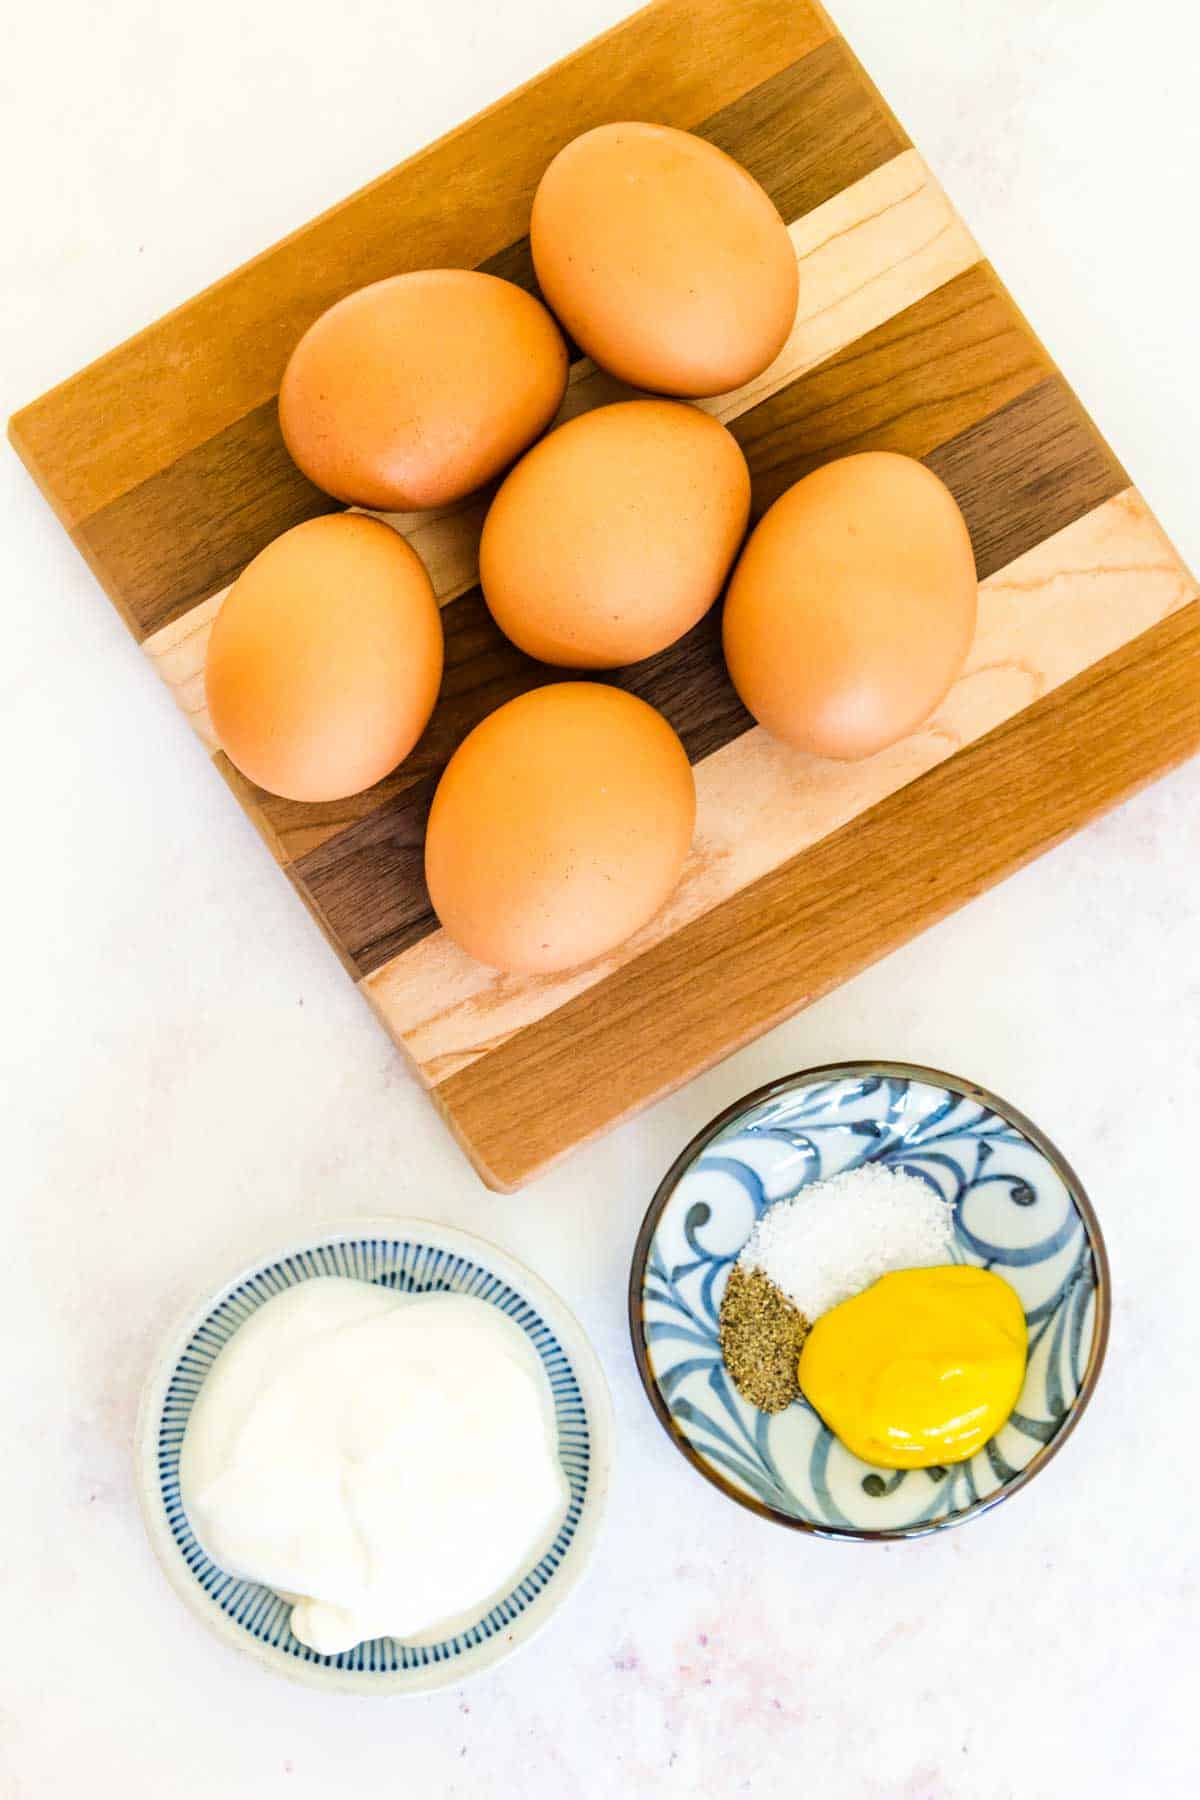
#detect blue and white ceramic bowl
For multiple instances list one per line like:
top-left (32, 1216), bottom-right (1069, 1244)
top-left (629, 1063), bottom-right (1109, 1539)
top-left (136, 1219), bottom-right (612, 1694)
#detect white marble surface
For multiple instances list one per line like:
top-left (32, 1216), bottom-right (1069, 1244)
top-left (3, 2), bottom-right (1199, 1793)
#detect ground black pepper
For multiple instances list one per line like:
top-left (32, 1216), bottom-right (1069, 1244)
top-left (718, 1263), bottom-right (810, 1413)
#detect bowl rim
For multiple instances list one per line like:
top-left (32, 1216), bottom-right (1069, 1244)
top-left (627, 1059), bottom-right (1111, 1541)
top-left (135, 1215), bottom-right (614, 1695)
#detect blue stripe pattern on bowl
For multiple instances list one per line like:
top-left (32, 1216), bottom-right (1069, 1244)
top-left (634, 1067), bottom-right (1110, 1537)
top-left (157, 1238), bottom-right (590, 1673)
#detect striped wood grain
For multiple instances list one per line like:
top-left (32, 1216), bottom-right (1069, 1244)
top-left (366, 488), bottom-right (1198, 1087)
top-left (289, 358), bottom-right (1123, 977)
top-left (9, 0), bottom-right (1198, 1187)
top-left (10, 0), bottom-right (828, 533)
top-left (15, 2), bottom-right (841, 628)
top-left (436, 585), bottom-right (1200, 1187)
top-left (141, 146), bottom-right (978, 754)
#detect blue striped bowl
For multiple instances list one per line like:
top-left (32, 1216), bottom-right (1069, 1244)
top-left (136, 1220), bottom-right (612, 1693)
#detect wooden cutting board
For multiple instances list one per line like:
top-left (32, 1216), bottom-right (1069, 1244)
top-left (10, 0), bottom-right (1199, 1190)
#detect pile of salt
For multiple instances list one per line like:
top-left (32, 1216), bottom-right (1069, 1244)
top-left (739, 1162), bottom-right (955, 1322)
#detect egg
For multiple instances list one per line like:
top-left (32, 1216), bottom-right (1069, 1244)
top-left (530, 122), bottom-right (798, 397)
top-left (278, 270), bottom-right (569, 511)
top-left (424, 684), bottom-right (695, 974)
top-left (797, 1266), bottom-right (1027, 1469)
top-left (479, 400), bottom-right (750, 668)
top-left (722, 453), bottom-right (978, 759)
top-left (206, 514), bottom-right (442, 803)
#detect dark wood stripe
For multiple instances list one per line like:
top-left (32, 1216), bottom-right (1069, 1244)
top-left (68, 36), bottom-right (905, 642)
top-left (79, 406), bottom-right (339, 637)
top-left (13, 0), bottom-right (826, 530)
top-left (12, 0), bottom-right (1180, 1203)
top-left (480, 37), bottom-right (906, 313)
top-left (730, 260), bottom-right (1051, 518)
top-left (289, 770), bottom-right (438, 972)
top-left (924, 378), bottom-right (1126, 581)
top-left (292, 602), bottom-right (751, 973)
top-left (292, 360), bottom-right (1126, 978)
top-left (246, 590), bottom-right (561, 865)
top-left (279, 263), bottom-right (1042, 859)
top-left (704, 35), bottom-right (906, 224)
top-left (437, 594), bottom-right (1200, 1189)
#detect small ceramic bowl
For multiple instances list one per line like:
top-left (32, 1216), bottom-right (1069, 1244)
top-left (136, 1218), bottom-right (612, 1694)
top-left (629, 1062), bottom-right (1109, 1539)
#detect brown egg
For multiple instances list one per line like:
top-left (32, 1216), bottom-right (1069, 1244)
top-left (722, 454), bottom-right (978, 760)
top-left (530, 123), bottom-right (797, 397)
top-left (425, 684), bottom-right (695, 974)
top-left (278, 270), bottom-right (569, 510)
top-left (479, 400), bottom-right (750, 668)
top-left (206, 514), bottom-right (442, 802)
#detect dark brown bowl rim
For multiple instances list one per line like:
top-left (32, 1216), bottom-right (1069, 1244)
top-left (627, 1059), bottom-right (1112, 1541)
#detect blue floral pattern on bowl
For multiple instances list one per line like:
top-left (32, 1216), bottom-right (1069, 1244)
top-left (630, 1065), bottom-right (1109, 1537)
top-left (137, 1221), bottom-right (611, 1693)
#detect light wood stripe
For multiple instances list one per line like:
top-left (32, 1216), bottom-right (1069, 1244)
top-left (727, 253), bottom-right (1051, 512)
top-left (63, 31), bottom-right (899, 644)
top-left (364, 487), bottom-right (1198, 1085)
top-left (142, 148), bottom-right (979, 746)
top-left (9, 0), bottom-right (828, 529)
top-left (703, 152), bottom-right (980, 427)
top-left (10, 0), bottom-right (1196, 1191)
top-left (436, 580), bottom-right (1200, 1189)
top-left (290, 368), bottom-right (1120, 972)
top-left (470, 33), bottom-right (908, 353)
top-left (142, 488), bottom-right (498, 752)
top-left (65, 31), bottom-right (901, 642)
top-left (144, 591), bottom-right (225, 752)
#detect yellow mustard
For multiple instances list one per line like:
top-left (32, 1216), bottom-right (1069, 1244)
top-left (797, 1265), bottom-right (1027, 1469)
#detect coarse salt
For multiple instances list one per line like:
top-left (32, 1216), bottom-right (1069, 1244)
top-left (739, 1161), bottom-right (956, 1321)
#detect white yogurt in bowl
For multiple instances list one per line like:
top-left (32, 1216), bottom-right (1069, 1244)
top-left (136, 1220), bottom-right (611, 1694)
top-left (180, 1281), bottom-right (570, 1655)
